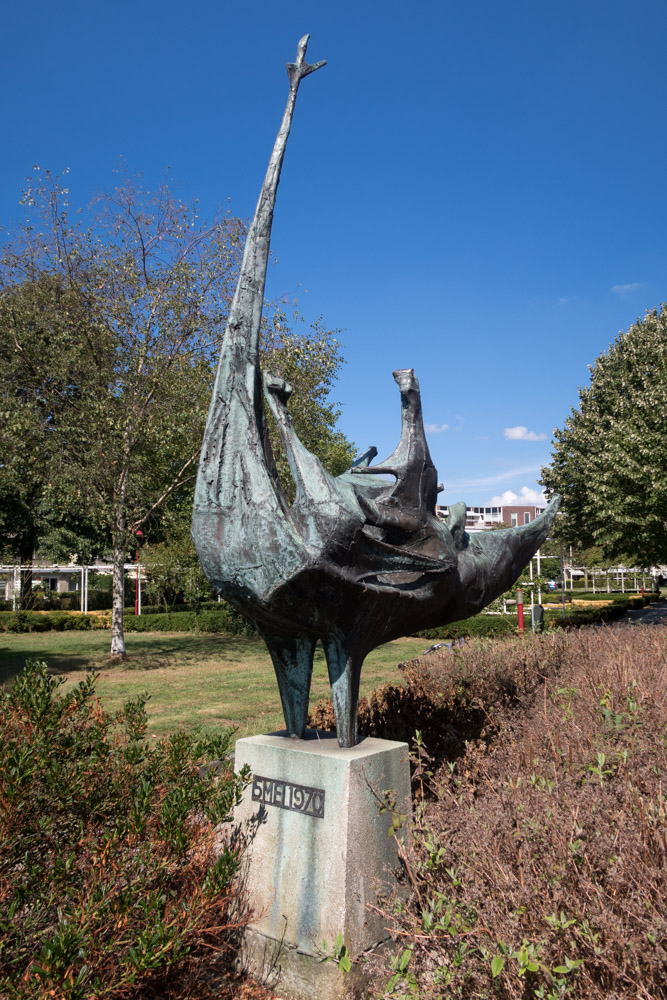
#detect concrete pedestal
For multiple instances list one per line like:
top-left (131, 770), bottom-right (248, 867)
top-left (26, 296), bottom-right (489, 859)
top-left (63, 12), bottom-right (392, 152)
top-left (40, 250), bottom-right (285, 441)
top-left (233, 730), bottom-right (411, 1000)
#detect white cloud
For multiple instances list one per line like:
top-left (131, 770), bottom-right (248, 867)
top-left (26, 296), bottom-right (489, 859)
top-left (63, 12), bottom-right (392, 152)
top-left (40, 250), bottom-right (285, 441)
top-left (504, 425), bottom-right (547, 441)
top-left (445, 465), bottom-right (541, 491)
top-left (611, 282), bottom-right (644, 297)
top-left (425, 423), bottom-right (450, 434)
top-left (559, 296), bottom-right (576, 305)
top-left (489, 486), bottom-right (547, 505)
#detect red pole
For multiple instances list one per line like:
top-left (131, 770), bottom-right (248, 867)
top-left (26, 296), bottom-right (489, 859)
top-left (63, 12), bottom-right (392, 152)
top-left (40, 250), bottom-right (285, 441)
top-left (516, 588), bottom-right (524, 636)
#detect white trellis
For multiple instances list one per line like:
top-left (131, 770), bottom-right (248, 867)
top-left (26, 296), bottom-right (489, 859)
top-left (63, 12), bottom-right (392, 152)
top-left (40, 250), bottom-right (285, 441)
top-left (0, 563), bottom-right (145, 613)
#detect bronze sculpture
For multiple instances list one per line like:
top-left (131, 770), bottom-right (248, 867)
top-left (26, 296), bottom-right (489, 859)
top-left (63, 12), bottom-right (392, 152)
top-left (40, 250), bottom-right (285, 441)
top-left (192, 36), bottom-right (560, 747)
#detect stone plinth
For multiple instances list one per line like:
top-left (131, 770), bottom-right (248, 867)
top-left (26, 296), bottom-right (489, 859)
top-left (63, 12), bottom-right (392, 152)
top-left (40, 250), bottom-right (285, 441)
top-left (233, 731), bottom-right (411, 999)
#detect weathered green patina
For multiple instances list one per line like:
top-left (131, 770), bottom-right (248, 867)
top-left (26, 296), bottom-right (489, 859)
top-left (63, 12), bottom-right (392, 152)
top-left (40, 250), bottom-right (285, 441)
top-left (192, 36), bottom-right (560, 747)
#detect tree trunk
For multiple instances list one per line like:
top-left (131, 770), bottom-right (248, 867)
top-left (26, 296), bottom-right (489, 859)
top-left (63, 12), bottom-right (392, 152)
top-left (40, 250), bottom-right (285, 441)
top-left (18, 537), bottom-right (37, 609)
top-left (19, 565), bottom-right (34, 609)
top-left (110, 528), bottom-right (127, 658)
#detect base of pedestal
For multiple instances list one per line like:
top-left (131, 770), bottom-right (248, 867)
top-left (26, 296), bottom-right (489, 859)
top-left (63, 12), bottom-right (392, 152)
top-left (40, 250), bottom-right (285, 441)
top-left (232, 730), bottom-right (411, 1000)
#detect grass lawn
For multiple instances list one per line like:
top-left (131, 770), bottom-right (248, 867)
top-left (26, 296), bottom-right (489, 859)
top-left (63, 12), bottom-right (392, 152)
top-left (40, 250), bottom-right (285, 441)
top-left (0, 630), bottom-right (426, 744)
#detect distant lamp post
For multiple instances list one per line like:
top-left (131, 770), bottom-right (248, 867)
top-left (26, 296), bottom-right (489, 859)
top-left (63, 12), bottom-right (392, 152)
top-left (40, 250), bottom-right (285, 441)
top-left (134, 529), bottom-right (144, 616)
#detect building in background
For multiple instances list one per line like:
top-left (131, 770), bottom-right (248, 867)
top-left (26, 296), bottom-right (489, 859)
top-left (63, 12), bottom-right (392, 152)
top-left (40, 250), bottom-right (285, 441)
top-left (435, 503), bottom-right (546, 532)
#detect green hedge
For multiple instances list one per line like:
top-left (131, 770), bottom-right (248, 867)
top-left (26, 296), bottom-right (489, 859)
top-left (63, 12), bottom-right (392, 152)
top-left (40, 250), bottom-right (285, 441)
top-left (0, 602), bottom-right (257, 635)
top-left (57, 591), bottom-right (113, 611)
top-left (133, 600), bottom-right (222, 615)
top-left (545, 590), bottom-right (651, 603)
top-left (123, 611), bottom-right (197, 632)
top-left (123, 606), bottom-right (256, 636)
top-left (546, 595), bottom-right (650, 629)
top-left (413, 595), bottom-right (653, 642)
top-left (0, 611), bottom-right (98, 633)
top-left (413, 615), bottom-right (517, 641)
top-left (2, 596), bottom-right (653, 637)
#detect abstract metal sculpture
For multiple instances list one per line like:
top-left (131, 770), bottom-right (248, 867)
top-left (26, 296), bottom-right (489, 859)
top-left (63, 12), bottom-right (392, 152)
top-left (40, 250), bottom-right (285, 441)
top-left (192, 36), bottom-right (560, 747)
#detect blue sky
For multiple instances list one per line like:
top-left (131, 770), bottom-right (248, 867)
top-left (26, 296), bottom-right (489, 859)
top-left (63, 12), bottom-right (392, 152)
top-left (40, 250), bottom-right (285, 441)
top-left (3, 0), bottom-right (666, 507)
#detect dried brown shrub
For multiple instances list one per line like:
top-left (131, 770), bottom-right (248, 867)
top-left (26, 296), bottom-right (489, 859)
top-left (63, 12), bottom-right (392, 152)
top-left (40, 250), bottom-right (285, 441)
top-left (370, 625), bottom-right (667, 999)
top-left (309, 632), bottom-right (572, 759)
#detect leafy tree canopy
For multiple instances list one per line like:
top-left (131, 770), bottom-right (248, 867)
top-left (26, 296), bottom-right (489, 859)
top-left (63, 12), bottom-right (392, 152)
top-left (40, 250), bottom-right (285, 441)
top-left (0, 168), bottom-right (355, 650)
top-left (541, 306), bottom-right (667, 567)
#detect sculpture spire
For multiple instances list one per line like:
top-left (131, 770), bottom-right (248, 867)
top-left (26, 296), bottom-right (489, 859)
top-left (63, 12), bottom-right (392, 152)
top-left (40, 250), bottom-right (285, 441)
top-left (194, 35), bottom-right (325, 513)
top-left (193, 38), bottom-right (561, 749)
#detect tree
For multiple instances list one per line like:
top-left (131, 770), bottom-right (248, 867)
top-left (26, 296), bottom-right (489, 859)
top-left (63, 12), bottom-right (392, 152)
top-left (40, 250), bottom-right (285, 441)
top-left (541, 306), bottom-right (667, 566)
top-left (1, 169), bottom-right (243, 651)
top-left (141, 504), bottom-right (216, 611)
top-left (140, 314), bottom-right (356, 609)
top-left (260, 310), bottom-right (356, 494)
top-left (0, 273), bottom-right (106, 605)
top-left (0, 169), bottom-right (355, 651)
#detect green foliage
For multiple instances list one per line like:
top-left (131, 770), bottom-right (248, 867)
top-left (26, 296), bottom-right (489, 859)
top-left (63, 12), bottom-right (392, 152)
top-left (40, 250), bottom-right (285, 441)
top-left (385, 946), bottom-right (418, 995)
top-left (413, 613), bottom-right (517, 641)
top-left (0, 169), bottom-right (244, 642)
top-left (0, 660), bottom-right (248, 999)
top-left (542, 306), bottom-right (667, 565)
top-left (546, 595), bottom-right (650, 630)
top-left (0, 610), bottom-right (97, 632)
top-left (0, 605), bottom-right (256, 635)
top-left (261, 310), bottom-right (356, 495)
top-left (141, 506), bottom-right (217, 612)
top-left (2, 595), bottom-right (648, 635)
top-left (320, 932), bottom-right (352, 974)
top-left (0, 168), bottom-right (355, 656)
top-left (122, 607), bottom-right (256, 635)
top-left (58, 590), bottom-right (114, 611)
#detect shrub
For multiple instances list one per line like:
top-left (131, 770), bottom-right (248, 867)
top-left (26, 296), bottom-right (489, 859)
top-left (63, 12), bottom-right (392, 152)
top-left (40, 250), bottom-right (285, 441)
top-left (195, 607), bottom-right (257, 636)
top-left (134, 601), bottom-right (229, 615)
top-left (413, 614), bottom-right (517, 641)
top-left (123, 610), bottom-right (198, 633)
top-left (0, 603), bottom-right (257, 636)
top-left (546, 596), bottom-right (644, 630)
top-left (123, 605), bottom-right (256, 635)
top-left (369, 626), bottom-right (667, 999)
top-left (0, 661), bottom-right (249, 999)
top-left (59, 590), bottom-right (113, 611)
top-left (309, 632), bottom-right (571, 755)
top-left (0, 611), bottom-right (95, 632)
top-left (545, 590), bottom-right (654, 603)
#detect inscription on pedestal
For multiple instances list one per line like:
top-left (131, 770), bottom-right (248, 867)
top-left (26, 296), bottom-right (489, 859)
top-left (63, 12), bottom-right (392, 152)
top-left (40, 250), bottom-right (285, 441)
top-left (251, 773), bottom-right (325, 818)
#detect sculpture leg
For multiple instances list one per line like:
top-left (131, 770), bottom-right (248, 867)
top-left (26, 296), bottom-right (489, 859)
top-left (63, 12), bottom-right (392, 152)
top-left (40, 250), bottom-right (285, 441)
top-left (322, 638), bottom-right (362, 748)
top-left (261, 632), bottom-right (316, 738)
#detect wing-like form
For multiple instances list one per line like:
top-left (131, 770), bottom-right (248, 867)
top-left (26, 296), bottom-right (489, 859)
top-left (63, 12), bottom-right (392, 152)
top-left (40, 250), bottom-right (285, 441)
top-left (192, 38), bottom-right (561, 747)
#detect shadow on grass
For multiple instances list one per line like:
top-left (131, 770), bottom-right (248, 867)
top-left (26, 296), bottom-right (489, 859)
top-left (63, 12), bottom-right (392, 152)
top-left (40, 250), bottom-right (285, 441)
top-left (0, 633), bottom-right (267, 686)
top-left (0, 647), bottom-right (96, 684)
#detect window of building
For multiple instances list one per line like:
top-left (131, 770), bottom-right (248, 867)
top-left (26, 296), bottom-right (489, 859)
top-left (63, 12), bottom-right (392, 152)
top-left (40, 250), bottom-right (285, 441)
top-left (511, 513), bottom-right (518, 527)
top-left (524, 512), bottom-right (530, 524)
